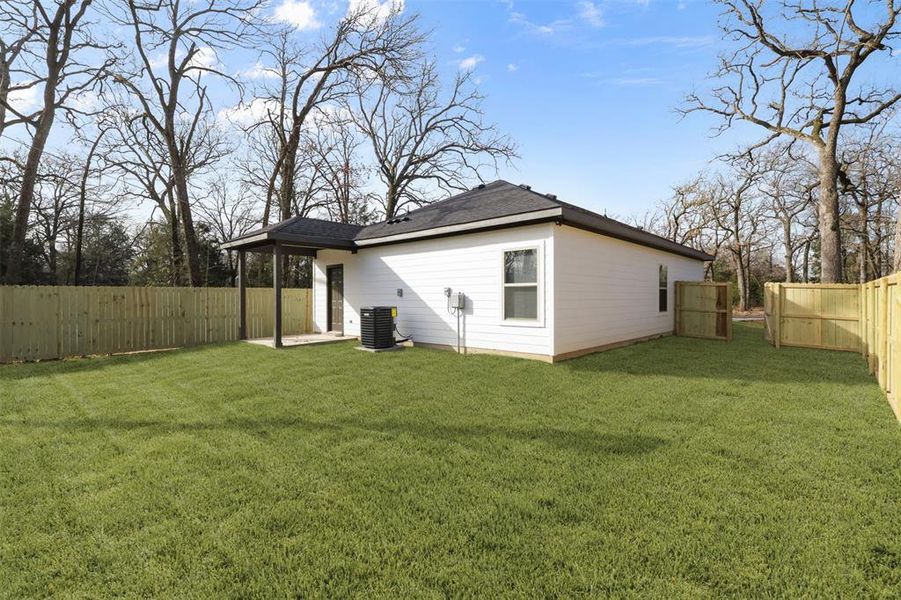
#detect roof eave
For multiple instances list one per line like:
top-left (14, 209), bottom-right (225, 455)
top-left (354, 208), bottom-right (563, 247)
top-left (221, 231), bottom-right (357, 251)
top-left (559, 207), bottom-right (713, 262)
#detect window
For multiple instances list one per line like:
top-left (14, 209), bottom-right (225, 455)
top-left (503, 248), bottom-right (539, 320)
top-left (658, 265), bottom-right (668, 312)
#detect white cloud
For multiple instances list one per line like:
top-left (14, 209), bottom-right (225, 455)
top-left (577, 1), bottom-right (604, 27)
top-left (219, 97), bottom-right (282, 126)
top-left (347, 0), bottom-right (403, 24)
top-left (71, 90), bottom-right (101, 112)
top-left (188, 47), bottom-right (219, 70)
top-left (7, 84), bottom-right (39, 113)
top-left (458, 54), bottom-right (484, 71)
top-left (507, 63), bottom-right (519, 72)
top-left (148, 46), bottom-right (219, 71)
top-left (452, 44), bottom-right (465, 54)
top-left (148, 52), bottom-right (168, 69)
top-left (242, 61), bottom-right (280, 80)
top-left (273, 0), bottom-right (321, 30)
top-left (508, 10), bottom-right (569, 35)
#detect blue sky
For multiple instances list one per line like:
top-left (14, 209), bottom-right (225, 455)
top-left (213, 0), bottom-right (753, 222)
top-left (14, 0), bottom-right (881, 223)
top-left (405, 0), bottom-right (751, 219)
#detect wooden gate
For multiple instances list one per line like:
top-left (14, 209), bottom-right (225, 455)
top-left (674, 281), bottom-right (732, 341)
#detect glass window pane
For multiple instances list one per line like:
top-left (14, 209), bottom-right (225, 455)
top-left (659, 265), bottom-right (668, 288)
top-left (659, 288), bottom-right (668, 312)
top-left (505, 249), bottom-right (537, 284)
top-left (505, 286), bottom-right (538, 319)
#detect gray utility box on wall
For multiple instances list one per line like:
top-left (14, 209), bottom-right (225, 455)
top-left (360, 306), bottom-right (396, 349)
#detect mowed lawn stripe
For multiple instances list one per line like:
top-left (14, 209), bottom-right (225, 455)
top-left (1, 323), bottom-right (899, 597)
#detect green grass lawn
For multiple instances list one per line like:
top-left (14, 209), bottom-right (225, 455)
top-left (1, 323), bottom-right (899, 597)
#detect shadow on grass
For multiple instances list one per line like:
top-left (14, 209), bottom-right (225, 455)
top-left (0, 415), bottom-right (665, 456)
top-left (0, 342), bottom-right (257, 382)
top-left (563, 322), bottom-right (876, 387)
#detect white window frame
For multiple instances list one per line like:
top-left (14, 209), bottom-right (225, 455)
top-left (500, 244), bottom-right (544, 327)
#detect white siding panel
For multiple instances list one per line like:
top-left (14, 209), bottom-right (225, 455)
top-left (313, 224), bottom-right (555, 356)
top-left (553, 225), bottom-right (705, 355)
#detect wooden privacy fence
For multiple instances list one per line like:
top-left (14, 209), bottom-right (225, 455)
top-left (764, 275), bottom-right (901, 420)
top-left (764, 283), bottom-right (862, 351)
top-left (674, 281), bottom-right (733, 341)
top-left (0, 286), bottom-right (312, 363)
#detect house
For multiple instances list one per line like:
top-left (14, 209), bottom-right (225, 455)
top-left (223, 180), bottom-right (713, 362)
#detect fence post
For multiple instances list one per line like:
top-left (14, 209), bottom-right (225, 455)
top-left (725, 284), bottom-right (733, 341)
top-left (774, 284), bottom-right (782, 349)
top-left (879, 280), bottom-right (889, 389)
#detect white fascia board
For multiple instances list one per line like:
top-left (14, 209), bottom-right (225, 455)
top-left (354, 208), bottom-right (563, 247)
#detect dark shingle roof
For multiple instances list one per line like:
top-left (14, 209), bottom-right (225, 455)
top-left (354, 180), bottom-right (713, 261)
top-left (273, 216), bottom-right (364, 240)
top-left (222, 216), bottom-right (362, 250)
top-left (223, 181), bottom-right (713, 261)
top-left (355, 181), bottom-right (559, 240)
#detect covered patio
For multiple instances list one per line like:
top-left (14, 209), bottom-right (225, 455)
top-left (245, 332), bottom-right (357, 349)
top-left (222, 217), bottom-right (362, 348)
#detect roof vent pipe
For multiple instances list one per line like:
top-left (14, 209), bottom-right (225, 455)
top-left (519, 184), bottom-right (531, 190)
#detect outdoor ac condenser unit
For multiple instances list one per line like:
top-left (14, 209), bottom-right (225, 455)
top-left (360, 306), bottom-right (395, 349)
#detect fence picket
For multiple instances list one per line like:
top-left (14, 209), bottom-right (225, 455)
top-left (765, 276), bottom-right (900, 421)
top-left (673, 281), bottom-right (732, 341)
top-left (0, 286), bottom-right (311, 363)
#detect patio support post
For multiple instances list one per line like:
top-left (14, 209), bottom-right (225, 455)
top-left (238, 250), bottom-right (247, 340)
top-left (273, 242), bottom-right (283, 348)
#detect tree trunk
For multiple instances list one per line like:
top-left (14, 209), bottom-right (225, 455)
top-left (385, 181), bottom-right (399, 219)
top-left (894, 200), bottom-right (901, 273)
top-left (803, 239), bottom-right (811, 282)
top-left (276, 124), bottom-right (300, 225)
top-left (7, 103), bottom-right (56, 283)
top-left (734, 249), bottom-right (748, 312)
top-left (858, 205), bottom-right (868, 283)
top-left (817, 148), bottom-right (843, 283)
top-left (166, 206), bottom-right (183, 287)
top-left (171, 163), bottom-right (201, 286)
top-left (75, 128), bottom-right (106, 285)
top-left (783, 222), bottom-right (794, 283)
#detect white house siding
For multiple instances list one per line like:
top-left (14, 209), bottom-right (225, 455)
top-left (552, 224), bottom-right (705, 356)
top-left (313, 223), bottom-right (556, 357)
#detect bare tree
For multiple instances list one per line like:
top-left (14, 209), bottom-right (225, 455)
top-left (684, 0), bottom-right (901, 283)
top-left (5, 0), bottom-right (116, 283)
top-left (353, 63), bottom-right (517, 218)
top-left (0, 1), bottom-right (38, 138)
top-left (73, 122), bottom-right (112, 284)
top-left (31, 153), bottom-right (80, 278)
top-left (308, 118), bottom-right (376, 224)
top-left (196, 175), bottom-right (257, 280)
top-left (108, 0), bottom-right (259, 286)
top-left (710, 156), bottom-right (766, 310)
top-left (758, 143), bottom-right (817, 282)
top-left (895, 193), bottom-right (901, 272)
top-left (656, 176), bottom-right (714, 247)
top-left (239, 8), bottom-right (422, 227)
top-left (839, 121), bottom-right (900, 280)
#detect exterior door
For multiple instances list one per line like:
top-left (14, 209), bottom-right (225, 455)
top-left (327, 265), bottom-right (344, 334)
